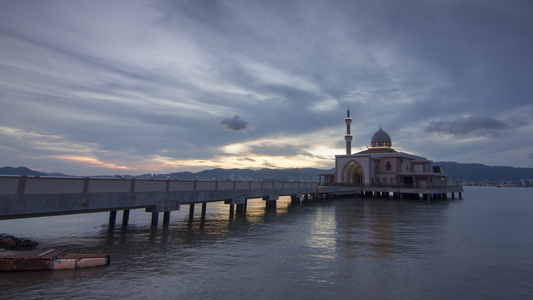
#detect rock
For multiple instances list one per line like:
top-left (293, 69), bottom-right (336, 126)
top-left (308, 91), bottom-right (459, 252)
top-left (0, 235), bottom-right (38, 250)
top-left (1, 237), bottom-right (16, 248)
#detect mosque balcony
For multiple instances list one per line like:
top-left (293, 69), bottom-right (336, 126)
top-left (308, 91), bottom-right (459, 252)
top-left (320, 182), bottom-right (463, 193)
top-left (397, 171), bottom-right (448, 177)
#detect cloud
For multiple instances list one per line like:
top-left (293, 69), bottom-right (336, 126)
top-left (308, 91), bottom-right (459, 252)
top-left (51, 155), bottom-right (137, 170)
top-left (219, 115), bottom-right (253, 133)
top-left (1, 1), bottom-right (533, 174)
top-left (424, 116), bottom-right (527, 138)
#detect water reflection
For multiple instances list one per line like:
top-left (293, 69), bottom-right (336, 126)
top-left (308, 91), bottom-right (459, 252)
top-left (335, 198), bottom-right (453, 258)
top-left (97, 196), bottom-right (299, 249)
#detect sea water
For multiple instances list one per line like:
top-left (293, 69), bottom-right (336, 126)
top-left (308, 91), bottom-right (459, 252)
top-left (1, 186), bottom-right (532, 299)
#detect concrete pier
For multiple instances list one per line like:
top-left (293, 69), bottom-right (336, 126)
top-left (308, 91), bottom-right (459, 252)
top-left (0, 176), bottom-right (316, 221)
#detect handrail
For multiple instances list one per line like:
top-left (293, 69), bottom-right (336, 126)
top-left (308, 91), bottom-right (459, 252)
top-left (0, 175), bottom-right (317, 196)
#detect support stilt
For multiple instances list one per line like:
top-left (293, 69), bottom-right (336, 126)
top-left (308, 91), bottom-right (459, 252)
top-left (109, 210), bottom-right (117, 226)
top-left (229, 204), bottom-right (235, 217)
top-left (201, 202), bottom-right (207, 218)
top-left (163, 211), bottom-right (170, 225)
top-left (122, 210), bottom-right (130, 226)
top-left (189, 203), bottom-right (195, 219)
top-left (151, 212), bottom-right (159, 227)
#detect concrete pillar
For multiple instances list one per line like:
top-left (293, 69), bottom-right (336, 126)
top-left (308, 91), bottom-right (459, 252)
top-left (451, 193), bottom-right (455, 199)
top-left (291, 194), bottom-right (299, 204)
top-left (189, 204), bottom-right (195, 219)
top-left (201, 202), bottom-right (207, 218)
top-left (109, 210), bottom-right (117, 226)
top-left (459, 192), bottom-right (462, 199)
top-left (163, 211), bottom-right (170, 225)
top-left (266, 200), bottom-right (277, 208)
top-left (229, 204), bottom-right (235, 216)
top-left (151, 212), bottom-right (159, 227)
top-left (122, 210), bottom-right (130, 226)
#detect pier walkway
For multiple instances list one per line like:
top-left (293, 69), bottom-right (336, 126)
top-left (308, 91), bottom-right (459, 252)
top-left (0, 176), bottom-right (463, 226)
top-left (0, 176), bottom-right (316, 225)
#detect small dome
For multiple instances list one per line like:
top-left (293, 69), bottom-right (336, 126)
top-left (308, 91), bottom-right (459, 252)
top-left (370, 128), bottom-right (392, 147)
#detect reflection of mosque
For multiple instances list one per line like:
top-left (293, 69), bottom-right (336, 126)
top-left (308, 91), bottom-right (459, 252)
top-left (321, 109), bottom-right (449, 191)
top-left (335, 198), bottom-right (451, 259)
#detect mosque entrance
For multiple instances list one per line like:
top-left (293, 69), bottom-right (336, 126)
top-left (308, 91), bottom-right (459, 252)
top-left (343, 161), bottom-right (363, 186)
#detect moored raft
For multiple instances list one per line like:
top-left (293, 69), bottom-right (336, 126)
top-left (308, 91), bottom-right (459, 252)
top-left (0, 249), bottom-right (110, 272)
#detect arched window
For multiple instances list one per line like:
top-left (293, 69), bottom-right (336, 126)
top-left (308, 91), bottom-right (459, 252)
top-left (386, 161), bottom-right (392, 171)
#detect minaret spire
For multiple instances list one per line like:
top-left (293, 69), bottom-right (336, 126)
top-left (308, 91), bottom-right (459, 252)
top-left (344, 108), bottom-right (353, 155)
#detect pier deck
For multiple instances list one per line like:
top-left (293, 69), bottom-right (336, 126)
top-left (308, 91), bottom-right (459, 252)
top-left (0, 176), bottom-right (316, 223)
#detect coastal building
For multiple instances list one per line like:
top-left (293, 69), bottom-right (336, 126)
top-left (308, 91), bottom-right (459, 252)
top-left (320, 110), bottom-right (462, 199)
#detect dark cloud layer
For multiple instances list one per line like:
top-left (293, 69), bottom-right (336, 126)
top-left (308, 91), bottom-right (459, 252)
top-left (425, 116), bottom-right (527, 137)
top-left (1, 0), bottom-right (533, 174)
top-left (220, 115), bottom-right (253, 133)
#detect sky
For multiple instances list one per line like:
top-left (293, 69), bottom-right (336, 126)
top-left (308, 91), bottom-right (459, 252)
top-left (1, 0), bottom-right (533, 176)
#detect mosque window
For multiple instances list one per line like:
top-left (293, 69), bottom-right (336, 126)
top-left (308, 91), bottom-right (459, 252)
top-left (386, 161), bottom-right (391, 171)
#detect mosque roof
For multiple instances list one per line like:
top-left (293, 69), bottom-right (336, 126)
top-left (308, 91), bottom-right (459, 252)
top-left (370, 127), bottom-right (392, 148)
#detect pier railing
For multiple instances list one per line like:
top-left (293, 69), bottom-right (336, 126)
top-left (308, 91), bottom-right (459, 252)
top-left (0, 175), bottom-right (316, 196)
top-left (0, 175), bottom-right (317, 220)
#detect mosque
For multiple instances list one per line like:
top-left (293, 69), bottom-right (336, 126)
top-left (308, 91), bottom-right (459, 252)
top-left (320, 110), bottom-right (461, 199)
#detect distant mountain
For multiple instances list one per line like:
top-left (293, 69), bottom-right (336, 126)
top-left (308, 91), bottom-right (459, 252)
top-left (161, 167), bottom-right (333, 181)
top-left (0, 166), bottom-right (69, 177)
top-left (2, 163), bottom-right (531, 183)
top-left (0, 166), bottom-right (48, 176)
top-left (436, 162), bottom-right (533, 182)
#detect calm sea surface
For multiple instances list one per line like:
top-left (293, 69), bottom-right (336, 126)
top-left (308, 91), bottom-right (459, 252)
top-left (1, 186), bottom-right (533, 299)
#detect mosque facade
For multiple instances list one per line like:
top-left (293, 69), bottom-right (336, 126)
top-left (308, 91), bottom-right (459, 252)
top-left (325, 109), bottom-right (448, 189)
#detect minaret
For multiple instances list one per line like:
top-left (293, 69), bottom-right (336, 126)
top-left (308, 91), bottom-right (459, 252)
top-left (345, 109), bottom-right (352, 155)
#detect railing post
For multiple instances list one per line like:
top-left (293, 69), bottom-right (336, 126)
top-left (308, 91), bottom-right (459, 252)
top-left (83, 177), bottom-right (90, 194)
top-left (130, 178), bottom-right (136, 193)
top-left (17, 175), bottom-right (27, 195)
